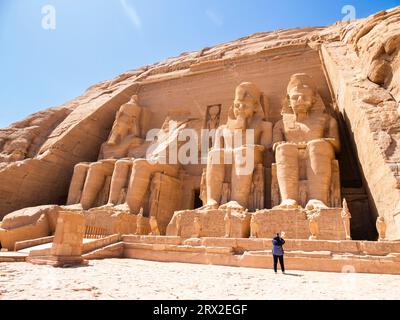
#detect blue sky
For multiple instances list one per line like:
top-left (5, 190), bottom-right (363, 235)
top-left (0, 0), bottom-right (398, 128)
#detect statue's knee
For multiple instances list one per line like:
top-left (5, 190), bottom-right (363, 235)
top-left (74, 163), bottom-right (89, 172)
top-left (115, 159), bottom-right (132, 168)
top-left (89, 162), bottom-right (103, 171)
top-left (89, 162), bottom-right (111, 176)
top-left (275, 143), bottom-right (298, 159)
top-left (132, 159), bottom-right (150, 171)
top-left (308, 140), bottom-right (333, 157)
top-left (208, 148), bottom-right (227, 164)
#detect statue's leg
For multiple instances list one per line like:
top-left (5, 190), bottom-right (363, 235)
top-left (205, 148), bottom-right (227, 208)
top-left (67, 163), bottom-right (90, 205)
top-left (126, 159), bottom-right (179, 213)
top-left (275, 143), bottom-right (299, 208)
top-left (80, 161), bottom-right (115, 210)
top-left (306, 140), bottom-right (334, 209)
top-left (108, 159), bottom-right (133, 205)
top-left (231, 146), bottom-right (257, 209)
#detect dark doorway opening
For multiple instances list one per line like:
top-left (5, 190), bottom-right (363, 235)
top-left (193, 189), bottom-right (203, 209)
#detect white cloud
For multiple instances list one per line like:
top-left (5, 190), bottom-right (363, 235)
top-left (120, 0), bottom-right (142, 30)
top-left (206, 9), bottom-right (223, 27)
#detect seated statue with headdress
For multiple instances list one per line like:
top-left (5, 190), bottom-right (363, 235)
top-left (272, 73), bottom-right (341, 210)
top-left (66, 95), bottom-right (147, 210)
top-left (201, 82), bottom-right (273, 211)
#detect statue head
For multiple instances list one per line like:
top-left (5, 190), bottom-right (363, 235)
top-left (287, 74), bottom-right (317, 115)
top-left (233, 82), bottom-right (264, 120)
top-left (119, 95), bottom-right (141, 119)
top-left (208, 105), bottom-right (221, 119)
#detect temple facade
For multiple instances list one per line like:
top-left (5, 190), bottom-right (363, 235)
top-left (0, 7), bottom-right (400, 273)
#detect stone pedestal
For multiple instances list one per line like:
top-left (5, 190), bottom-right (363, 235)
top-left (85, 205), bottom-right (137, 235)
top-left (251, 208), bottom-right (349, 240)
top-left (166, 209), bottom-right (251, 238)
top-left (28, 211), bottom-right (88, 267)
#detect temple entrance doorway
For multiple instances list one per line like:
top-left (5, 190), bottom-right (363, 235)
top-left (193, 189), bottom-right (203, 209)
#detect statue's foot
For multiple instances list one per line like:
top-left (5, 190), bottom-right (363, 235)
top-left (114, 203), bottom-right (131, 211)
top-left (274, 199), bottom-right (299, 210)
top-left (219, 201), bottom-right (245, 212)
top-left (99, 203), bottom-right (116, 209)
top-left (198, 200), bottom-right (219, 211)
top-left (305, 199), bottom-right (329, 211)
top-left (62, 204), bottom-right (84, 211)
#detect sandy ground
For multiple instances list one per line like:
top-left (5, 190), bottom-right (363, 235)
top-left (0, 259), bottom-right (400, 300)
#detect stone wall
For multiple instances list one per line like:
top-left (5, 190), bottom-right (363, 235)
top-left (320, 8), bottom-right (400, 239)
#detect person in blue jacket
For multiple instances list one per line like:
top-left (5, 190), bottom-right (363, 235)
top-left (272, 233), bottom-right (286, 274)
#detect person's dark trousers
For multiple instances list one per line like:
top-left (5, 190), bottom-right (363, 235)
top-left (273, 255), bottom-right (285, 272)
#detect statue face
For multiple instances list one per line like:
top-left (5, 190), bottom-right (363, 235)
top-left (233, 93), bottom-right (256, 120)
top-left (288, 86), bottom-right (315, 114)
top-left (208, 106), bottom-right (220, 118)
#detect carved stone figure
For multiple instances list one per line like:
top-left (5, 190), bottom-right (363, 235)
top-left (202, 82), bottom-right (272, 210)
top-left (175, 213), bottom-right (183, 237)
top-left (135, 208), bottom-right (144, 235)
top-left (99, 95), bottom-right (143, 159)
top-left (220, 183), bottom-right (231, 205)
top-left (308, 211), bottom-right (320, 240)
top-left (149, 216), bottom-right (161, 236)
top-left (250, 214), bottom-right (260, 239)
top-left (376, 216), bottom-right (387, 242)
top-left (125, 118), bottom-right (193, 214)
top-left (224, 209), bottom-right (232, 238)
top-left (341, 199), bottom-right (352, 240)
top-left (271, 165), bottom-right (280, 208)
top-left (199, 169), bottom-right (207, 206)
top-left (193, 216), bottom-right (202, 238)
top-left (206, 105), bottom-right (222, 131)
top-left (67, 96), bottom-right (145, 209)
top-left (273, 73), bottom-right (341, 210)
top-left (149, 177), bottom-right (161, 217)
top-left (251, 164), bottom-right (265, 210)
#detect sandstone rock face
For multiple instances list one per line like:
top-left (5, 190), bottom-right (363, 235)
top-left (0, 6), bottom-right (399, 242)
top-left (321, 6), bottom-right (400, 239)
top-left (0, 205), bottom-right (61, 250)
top-left (0, 106), bottom-right (73, 165)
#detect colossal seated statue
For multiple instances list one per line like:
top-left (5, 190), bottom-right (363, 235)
top-left (67, 95), bottom-right (148, 209)
top-left (201, 82), bottom-right (272, 211)
top-left (272, 73), bottom-right (341, 210)
top-left (67, 94), bottom-right (195, 216)
top-left (124, 117), bottom-right (193, 214)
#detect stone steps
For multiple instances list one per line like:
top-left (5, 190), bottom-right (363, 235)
top-left (0, 252), bottom-right (28, 262)
top-left (83, 242), bottom-right (124, 260)
top-left (121, 236), bottom-right (400, 274)
top-left (122, 235), bottom-right (400, 256)
top-left (82, 234), bottom-right (121, 254)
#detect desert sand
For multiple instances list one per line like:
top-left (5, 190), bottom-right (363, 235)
top-left (1, 259), bottom-right (400, 300)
